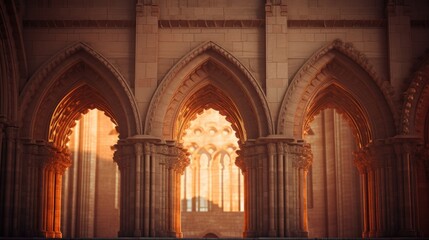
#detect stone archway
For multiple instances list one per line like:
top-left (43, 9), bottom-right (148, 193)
top-left (144, 41), bottom-right (275, 238)
top-left (401, 51), bottom-right (429, 237)
top-left (277, 39), bottom-right (399, 237)
top-left (0, 2), bottom-right (20, 236)
top-left (18, 42), bottom-right (141, 238)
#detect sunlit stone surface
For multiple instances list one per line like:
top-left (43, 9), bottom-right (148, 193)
top-left (181, 109), bottom-right (244, 238)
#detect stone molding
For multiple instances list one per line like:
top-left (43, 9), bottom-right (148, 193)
top-left (20, 42), bottom-right (141, 146)
top-left (22, 19), bottom-right (398, 29)
top-left (27, 142), bottom-right (72, 173)
top-left (353, 138), bottom-right (423, 173)
top-left (401, 51), bottom-right (429, 135)
top-left (278, 39), bottom-right (396, 138)
top-left (23, 20), bottom-right (135, 28)
top-left (114, 139), bottom-right (189, 173)
top-left (145, 41), bottom-right (272, 137)
top-left (159, 19), bottom-right (264, 28)
top-left (291, 144), bottom-right (313, 171)
top-left (288, 19), bottom-right (386, 28)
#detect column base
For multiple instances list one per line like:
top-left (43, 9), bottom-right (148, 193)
top-left (398, 229), bottom-right (417, 237)
top-left (133, 229), bottom-right (142, 237)
top-left (243, 231), bottom-right (256, 238)
top-left (168, 231), bottom-right (176, 237)
top-left (369, 230), bottom-right (377, 238)
top-left (298, 231), bottom-right (308, 237)
top-left (43, 231), bottom-right (55, 238)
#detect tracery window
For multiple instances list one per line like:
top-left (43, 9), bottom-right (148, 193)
top-left (181, 109), bottom-right (244, 212)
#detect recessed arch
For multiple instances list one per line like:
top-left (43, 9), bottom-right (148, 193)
top-left (145, 41), bottom-right (273, 142)
top-left (19, 41), bottom-right (141, 148)
top-left (304, 83), bottom-right (372, 147)
top-left (278, 39), bottom-right (396, 147)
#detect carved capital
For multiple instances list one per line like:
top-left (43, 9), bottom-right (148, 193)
top-left (134, 142), bottom-right (143, 156)
top-left (40, 145), bottom-right (72, 174)
top-left (114, 143), bottom-right (132, 170)
top-left (144, 142), bottom-right (151, 155)
top-left (292, 144), bottom-right (313, 171)
top-left (277, 142), bottom-right (284, 154)
top-left (235, 156), bottom-right (246, 173)
top-left (353, 150), bottom-right (371, 173)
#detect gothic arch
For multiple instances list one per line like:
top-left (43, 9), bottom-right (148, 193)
top-left (402, 50), bottom-right (429, 140)
top-left (19, 42), bottom-right (141, 148)
top-left (0, 1), bottom-right (19, 124)
top-left (278, 39), bottom-right (396, 147)
top-left (145, 41), bottom-right (273, 142)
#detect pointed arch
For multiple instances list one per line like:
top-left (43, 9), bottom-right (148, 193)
top-left (19, 42), bottom-right (141, 148)
top-left (402, 50), bottom-right (429, 140)
top-left (145, 41), bottom-right (273, 142)
top-left (278, 39), bottom-right (396, 147)
top-left (0, 1), bottom-right (19, 124)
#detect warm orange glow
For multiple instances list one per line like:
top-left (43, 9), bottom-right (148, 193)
top-left (61, 109), bottom-right (119, 238)
top-left (180, 108), bottom-right (244, 238)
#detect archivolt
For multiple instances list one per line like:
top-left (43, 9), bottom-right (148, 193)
top-left (402, 51), bottom-right (429, 138)
top-left (145, 41), bottom-right (273, 141)
top-left (19, 42), bottom-right (141, 148)
top-left (278, 39), bottom-right (396, 146)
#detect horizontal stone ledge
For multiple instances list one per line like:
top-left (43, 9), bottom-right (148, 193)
top-left (23, 19), bottom-right (403, 29)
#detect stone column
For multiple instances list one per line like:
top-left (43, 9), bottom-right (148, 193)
top-left (0, 126), bottom-right (19, 237)
top-left (291, 143), bottom-right (313, 237)
top-left (267, 143), bottom-right (276, 236)
top-left (354, 138), bottom-right (423, 238)
top-left (39, 145), bottom-right (71, 238)
top-left (392, 137), bottom-right (421, 237)
top-left (134, 143), bottom-right (143, 236)
top-left (237, 138), bottom-right (307, 238)
top-left (114, 138), bottom-right (189, 238)
top-left (354, 153), bottom-right (370, 238)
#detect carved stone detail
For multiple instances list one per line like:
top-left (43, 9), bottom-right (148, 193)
top-left (145, 41), bottom-right (272, 136)
top-left (20, 41), bottom-right (141, 141)
top-left (278, 39), bottom-right (397, 138)
top-left (401, 51), bottom-right (429, 135)
top-left (159, 19), bottom-right (264, 28)
top-left (291, 144), bottom-right (313, 171)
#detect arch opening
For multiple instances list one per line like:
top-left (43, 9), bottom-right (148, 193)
top-left (305, 108), bottom-right (361, 238)
top-left (304, 83), bottom-right (372, 148)
top-left (61, 109), bottom-right (120, 238)
top-left (180, 108), bottom-right (244, 238)
top-left (18, 42), bottom-right (140, 238)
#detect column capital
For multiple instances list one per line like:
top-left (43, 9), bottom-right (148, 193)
top-left (291, 143), bottom-right (313, 171)
top-left (40, 145), bottom-right (71, 174)
top-left (5, 125), bottom-right (18, 140)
